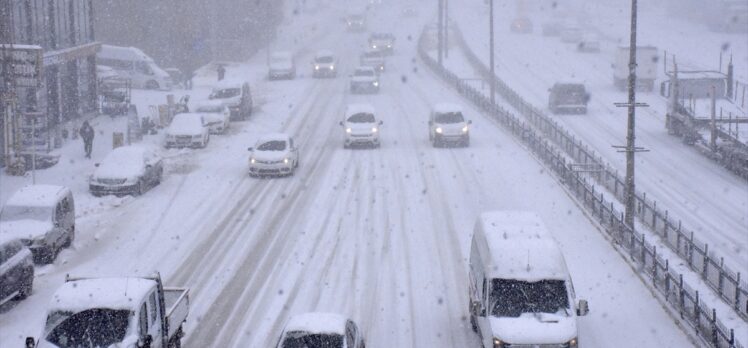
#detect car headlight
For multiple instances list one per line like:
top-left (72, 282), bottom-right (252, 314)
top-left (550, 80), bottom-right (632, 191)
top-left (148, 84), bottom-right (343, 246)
top-left (250, 158), bottom-right (256, 164)
top-left (284, 158), bottom-right (290, 164)
top-left (372, 45), bottom-right (377, 49)
top-left (346, 127), bottom-right (352, 133)
top-left (379, 66), bottom-right (384, 70)
top-left (462, 126), bottom-right (469, 133)
top-left (372, 127), bottom-right (378, 133)
top-left (330, 65), bottom-right (335, 70)
top-left (373, 81), bottom-right (379, 86)
top-left (387, 44), bottom-right (392, 48)
top-left (315, 65), bottom-right (320, 70)
top-left (492, 338), bottom-right (505, 348)
top-left (568, 337), bottom-right (578, 347)
top-left (435, 127), bottom-right (443, 134)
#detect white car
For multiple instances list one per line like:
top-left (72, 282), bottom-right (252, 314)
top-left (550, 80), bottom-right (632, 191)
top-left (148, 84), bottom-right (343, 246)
top-left (429, 103), bottom-right (472, 147)
top-left (89, 146), bottom-right (163, 196)
top-left (360, 48), bottom-right (385, 72)
top-left (312, 50), bottom-right (337, 78)
top-left (269, 51), bottom-right (296, 80)
top-left (340, 103), bottom-right (383, 148)
top-left (349, 67), bottom-right (380, 94)
top-left (248, 133), bottom-right (299, 177)
top-left (276, 312), bottom-right (366, 348)
top-left (194, 101), bottom-right (231, 134)
top-left (164, 113), bottom-right (210, 148)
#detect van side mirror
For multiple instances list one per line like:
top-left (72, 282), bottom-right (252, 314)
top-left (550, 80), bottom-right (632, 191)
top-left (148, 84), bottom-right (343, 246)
top-left (25, 337), bottom-right (36, 348)
top-left (470, 300), bottom-right (484, 317)
top-left (138, 335), bottom-right (153, 348)
top-left (576, 299), bottom-right (589, 316)
top-left (247, 147), bottom-right (253, 152)
top-left (379, 120), bottom-right (384, 125)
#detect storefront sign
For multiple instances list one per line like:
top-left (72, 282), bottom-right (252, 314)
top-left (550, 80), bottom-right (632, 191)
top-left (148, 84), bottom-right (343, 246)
top-left (0, 44), bottom-right (43, 88)
top-left (43, 42), bottom-right (101, 67)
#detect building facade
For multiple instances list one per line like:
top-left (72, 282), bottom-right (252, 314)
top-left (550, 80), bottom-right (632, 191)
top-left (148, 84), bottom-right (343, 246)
top-left (1, 0), bottom-right (98, 162)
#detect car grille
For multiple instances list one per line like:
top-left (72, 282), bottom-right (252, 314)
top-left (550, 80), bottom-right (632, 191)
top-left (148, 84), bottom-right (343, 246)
top-left (256, 159), bottom-right (283, 165)
top-left (351, 133), bottom-right (372, 137)
top-left (98, 178), bottom-right (127, 185)
top-left (507, 344), bottom-right (568, 348)
top-left (176, 135), bottom-right (192, 142)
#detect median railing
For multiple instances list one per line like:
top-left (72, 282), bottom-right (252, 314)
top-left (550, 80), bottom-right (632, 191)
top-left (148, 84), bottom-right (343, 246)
top-left (417, 27), bottom-right (743, 348)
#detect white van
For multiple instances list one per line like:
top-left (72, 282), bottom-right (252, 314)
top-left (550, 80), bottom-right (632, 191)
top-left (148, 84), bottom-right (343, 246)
top-left (97, 45), bottom-right (172, 90)
top-left (468, 211), bottom-right (588, 348)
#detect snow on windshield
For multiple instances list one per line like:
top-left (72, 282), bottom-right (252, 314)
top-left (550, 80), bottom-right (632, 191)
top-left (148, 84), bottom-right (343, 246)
top-left (45, 309), bottom-right (131, 348)
top-left (0, 206), bottom-right (54, 222)
top-left (257, 140), bottom-right (287, 151)
top-left (347, 113), bottom-right (376, 123)
top-left (282, 333), bottom-right (343, 348)
top-left (489, 279), bottom-right (569, 317)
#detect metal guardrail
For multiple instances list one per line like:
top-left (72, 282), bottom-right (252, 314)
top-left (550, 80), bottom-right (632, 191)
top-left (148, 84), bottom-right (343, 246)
top-left (417, 27), bottom-right (744, 348)
top-left (446, 23), bottom-right (748, 324)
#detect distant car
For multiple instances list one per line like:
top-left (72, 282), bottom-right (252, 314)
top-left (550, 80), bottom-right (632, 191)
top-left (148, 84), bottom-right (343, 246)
top-left (577, 37), bottom-right (601, 53)
top-left (548, 82), bottom-right (590, 114)
top-left (345, 14), bottom-right (366, 32)
top-left (0, 185), bottom-right (75, 264)
top-left (429, 103), bottom-right (472, 147)
top-left (350, 67), bottom-right (380, 94)
top-left (89, 146), bottom-right (164, 197)
top-left (269, 51), bottom-right (296, 80)
top-left (368, 33), bottom-right (395, 55)
top-left (276, 312), bottom-right (366, 348)
top-left (208, 80), bottom-right (253, 121)
top-left (194, 101), bottom-right (231, 134)
top-left (341, 103), bottom-right (383, 148)
top-left (560, 27), bottom-right (584, 43)
top-left (0, 237), bottom-right (34, 305)
top-left (164, 113), bottom-right (210, 148)
top-left (510, 17), bottom-right (533, 33)
top-left (360, 49), bottom-right (385, 72)
top-left (248, 133), bottom-right (299, 177)
top-left (312, 50), bottom-right (337, 78)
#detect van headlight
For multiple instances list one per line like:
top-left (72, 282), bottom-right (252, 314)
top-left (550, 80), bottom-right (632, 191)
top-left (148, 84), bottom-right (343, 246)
top-left (568, 337), bottom-right (578, 347)
top-left (493, 338), bottom-right (505, 348)
top-left (315, 65), bottom-right (320, 70)
top-left (284, 158), bottom-right (289, 164)
top-left (372, 127), bottom-right (378, 133)
top-left (346, 127), bottom-right (352, 133)
top-left (330, 65), bottom-right (335, 70)
top-left (373, 81), bottom-right (379, 87)
top-left (250, 157), bottom-right (256, 164)
top-left (372, 44), bottom-right (377, 49)
top-left (462, 125), bottom-right (469, 133)
top-left (435, 127), bottom-right (443, 134)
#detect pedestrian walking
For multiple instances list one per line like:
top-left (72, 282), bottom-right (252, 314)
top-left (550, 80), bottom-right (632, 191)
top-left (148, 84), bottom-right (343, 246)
top-left (80, 121), bottom-right (95, 158)
top-left (217, 64), bottom-right (226, 81)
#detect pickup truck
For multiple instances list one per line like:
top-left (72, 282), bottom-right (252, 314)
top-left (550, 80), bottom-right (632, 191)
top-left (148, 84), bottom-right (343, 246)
top-left (26, 273), bottom-right (189, 348)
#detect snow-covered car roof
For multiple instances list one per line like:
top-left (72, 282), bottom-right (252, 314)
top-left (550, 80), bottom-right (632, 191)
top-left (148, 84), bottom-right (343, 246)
top-left (49, 278), bottom-right (156, 312)
top-left (4, 185), bottom-right (70, 208)
top-left (256, 133), bottom-right (291, 145)
top-left (477, 211), bottom-right (569, 281)
top-left (169, 113), bottom-right (205, 133)
top-left (95, 146), bottom-right (152, 179)
top-left (315, 50), bottom-right (335, 59)
top-left (194, 100), bottom-right (229, 111)
top-left (284, 312), bottom-right (347, 334)
top-left (432, 103), bottom-right (463, 114)
top-left (345, 103), bottom-right (376, 117)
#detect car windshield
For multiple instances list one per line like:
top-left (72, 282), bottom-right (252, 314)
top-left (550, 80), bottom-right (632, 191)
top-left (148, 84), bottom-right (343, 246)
top-left (0, 205), bottom-right (53, 222)
top-left (489, 279), bottom-right (570, 318)
top-left (45, 309), bottom-right (132, 348)
top-left (316, 56), bottom-right (333, 63)
top-left (282, 332), bottom-right (343, 348)
top-left (434, 111), bottom-right (464, 123)
top-left (257, 140), bottom-right (287, 151)
top-left (355, 69), bottom-right (374, 77)
top-left (347, 112), bottom-right (376, 123)
top-left (211, 88), bottom-right (240, 99)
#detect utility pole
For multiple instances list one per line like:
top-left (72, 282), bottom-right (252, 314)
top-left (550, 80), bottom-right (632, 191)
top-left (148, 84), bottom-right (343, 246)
top-left (438, 0), bottom-right (444, 66)
top-left (623, 0), bottom-right (640, 230)
top-left (444, 0), bottom-right (449, 59)
top-left (489, 0), bottom-right (495, 105)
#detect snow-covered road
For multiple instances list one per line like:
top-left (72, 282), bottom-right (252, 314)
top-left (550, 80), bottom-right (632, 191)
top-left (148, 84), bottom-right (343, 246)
top-left (1, 2), bottom-right (696, 347)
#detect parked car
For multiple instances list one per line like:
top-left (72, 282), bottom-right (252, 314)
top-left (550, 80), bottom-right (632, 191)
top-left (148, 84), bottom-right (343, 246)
top-left (276, 312), bottom-right (366, 348)
top-left (208, 79), bottom-right (253, 121)
top-left (368, 33), bottom-right (395, 55)
top-left (548, 82), bottom-right (590, 114)
top-left (89, 146), bottom-right (164, 197)
top-left (510, 17), bottom-right (533, 33)
top-left (345, 14), bottom-right (366, 32)
top-left (97, 45), bottom-right (172, 90)
top-left (0, 236), bottom-right (34, 305)
top-left (577, 37), bottom-right (601, 53)
top-left (269, 51), bottom-right (296, 80)
top-left (429, 103), bottom-right (472, 147)
top-left (341, 103), bottom-right (383, 148)
top-left (312, 50), bottom-right (338, 78)
top-left (164, 113), bottom-right (210, 148)
top-left (0, 185), bottom-right (74, 264)
top-left (248, 133), bottom-right (299, 177)
top-left (359, 48), bottom-right (385, 72)
top-left (26, 274), bottom-right (189, 348)
top-left (469, 211), bottom-right (588, 348)
top-left (194, 101), bottom-right (231, 134)
top-left (349, 67), bottom-right (380, 94)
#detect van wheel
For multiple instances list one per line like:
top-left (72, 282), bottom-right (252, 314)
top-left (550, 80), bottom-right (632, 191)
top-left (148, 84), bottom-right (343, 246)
top-left (146, 80), bottom-right (160, 90)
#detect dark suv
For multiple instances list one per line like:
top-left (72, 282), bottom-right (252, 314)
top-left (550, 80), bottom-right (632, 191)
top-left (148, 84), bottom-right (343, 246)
top-left (0, 238), bottom-right (34, 305)
top-left (548, 83), bottom-right (590, 114)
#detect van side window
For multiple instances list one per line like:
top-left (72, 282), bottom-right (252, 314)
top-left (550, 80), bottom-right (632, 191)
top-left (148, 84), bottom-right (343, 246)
top-left (149, 292), bottom-right (158, 323)
top-left (139, 303), bottom-right (148, 335)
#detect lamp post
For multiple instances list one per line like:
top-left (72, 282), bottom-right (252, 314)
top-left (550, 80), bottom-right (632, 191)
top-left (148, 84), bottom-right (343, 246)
top-left (489, 0), bottom-right (495, 105)
top-left (624, 0), bottom-right (639, 230)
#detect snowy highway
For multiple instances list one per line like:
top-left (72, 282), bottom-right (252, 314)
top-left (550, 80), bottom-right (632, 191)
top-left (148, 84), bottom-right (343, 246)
top-left (0, 1), bottom-right (717, 347)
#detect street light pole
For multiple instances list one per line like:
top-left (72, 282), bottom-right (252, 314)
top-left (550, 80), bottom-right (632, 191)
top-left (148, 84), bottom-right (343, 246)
top-left (438, 0), bottom-right (444, 66)
top-left (489, 0), bottom-right (495, 105)
top-left (624, 0), bottom-right (639, 230)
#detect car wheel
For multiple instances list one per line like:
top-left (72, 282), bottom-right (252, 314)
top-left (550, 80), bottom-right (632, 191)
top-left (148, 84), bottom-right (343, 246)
top-left (146, 80), bottom-right (160, 90)
top-left (18, 269), bottom-right (33, 299)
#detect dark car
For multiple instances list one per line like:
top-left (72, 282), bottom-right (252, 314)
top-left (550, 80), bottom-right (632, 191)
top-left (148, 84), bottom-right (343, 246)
top-left (209, 80), bottom-right (253, 121)
top-left (0, 237), bottom-right (34, 305)
top-left (548, 83), bottom-right (590, 114)
top-left (89, 146), bottom-right (164, 197)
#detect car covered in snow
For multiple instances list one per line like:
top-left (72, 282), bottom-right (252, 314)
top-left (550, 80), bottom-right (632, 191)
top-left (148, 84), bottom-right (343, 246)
top-left (429, 103), bottom-right (472, 147)
top-left (268, 51), bottom-right (296, 80)
top-left (89, 146), bottom-right (164, 197)
top-left (26, 274), bottom-right (189, 348)
top-left (368, 33), bottom-right (395, 55)
top-left (510, 17), bottom-right (533, 33)
top-left (341, 103), bottom-right (383, 148)
top-left (0, 185), bottom-right (74, 264)
top-left (345, 14), bottom-right (366, 32)
top-left (469, 211), bottom-right (588, 348)
top-left (548, 82), bottom-right (590, 114)
top-left (208, 80), bottom-right (253, 121)
top-left (359, 48), bottom-right (385, 72)
top-left (164, 113), bottom-right (210, 148)
top-left (275, 312), bottom-right (366, 348)
top-left (248, 133), bottom-right (299, 177)
top-left (349, 66), bottom-right (380, 94)
top-left (312, 50), bottom-right (338, 78)
top-left (0, 236), bottom-right (34, 305)
top-left (194, 100), bottom-right (231, 134)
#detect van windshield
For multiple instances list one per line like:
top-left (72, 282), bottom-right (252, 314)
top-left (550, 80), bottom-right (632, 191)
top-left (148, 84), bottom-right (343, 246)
top-left (489, 279), bottom-right (569, 317)
top-left (0, 206), bottom-right (53, 222)
top-left (282, 332), bottom-right (343, 348)
top-left (45, 309), bottom-right (132, 348)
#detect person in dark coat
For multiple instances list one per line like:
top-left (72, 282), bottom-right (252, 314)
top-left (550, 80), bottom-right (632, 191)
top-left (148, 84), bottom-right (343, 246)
top-left (80, 121), bottom-right (94, 158)
top-left (217, 64), bottom-right (226, 81)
